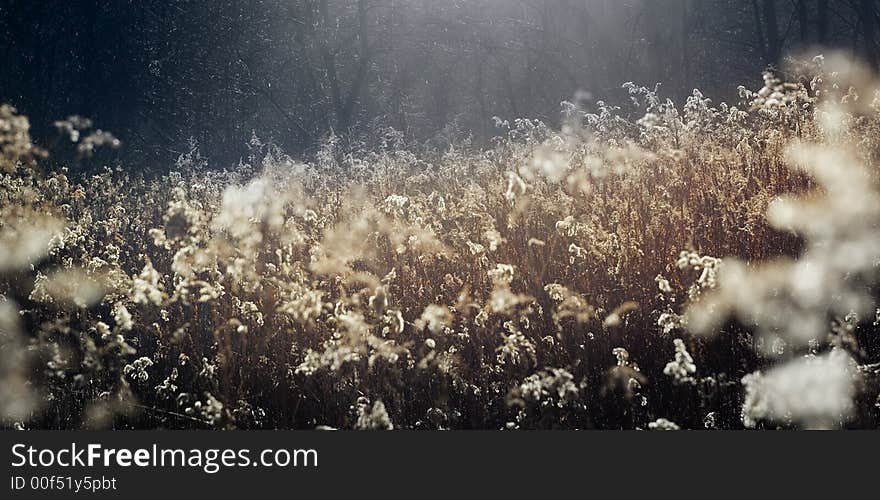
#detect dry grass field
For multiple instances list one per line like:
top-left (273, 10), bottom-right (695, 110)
top-left (2, 55), bottom-right (880, 430)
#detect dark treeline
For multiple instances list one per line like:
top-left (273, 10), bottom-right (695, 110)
top-left (1, 0), bottom-right (879, 167)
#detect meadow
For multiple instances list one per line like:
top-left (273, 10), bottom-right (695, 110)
top-left (2, 55), bottom-right (879, 430)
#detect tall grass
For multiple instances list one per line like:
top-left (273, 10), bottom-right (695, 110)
top-left (1, 55), bottom-right (879, 429)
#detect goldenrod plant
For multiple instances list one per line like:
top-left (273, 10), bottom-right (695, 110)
top-left (1, 55), bottom-right (879, 430)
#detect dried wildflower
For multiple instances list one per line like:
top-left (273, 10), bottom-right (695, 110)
top-left (548, 286), bottom-right (595, 327)
top-left (382, 194), bottom-right (409, 215)
top-left (354, 398), bottom-right (394, 430)
top-left (676, 251), bottom-right (722, 300)
top-left (415, 304), bottom-right (452, 335)
top-left (496, 324), bottom-right (537, 367)
top-left (487, 263), bottom-right (515, 286)
top-left (113, 303), bottom-right (133, 332)
top-left (568, 243), bottom-right (586, 264)
top-left (0, 214), bottom-right (65, 272)
top-left (155, 368), bottom-right (179, 400)
top-left (612, 347), bottom-right (630, 367)
top-left (184, 392), bottom-right (225, 427)
top-left (0, 104), bottom-right (45, 171)
top-left (0, 300), bottom-right (39, 421)
top-left (131, 261), bottom-right (164, 306)
top-left (368, 286), bottom-right (388, 315)
top-left (123, 357), bottom-right (154, 382)
top-left (527, 238), bottom-right (545, 247)
top-left (505, 172), bottom-right (527, 202)
top-left (704, 412), bottom-right (717, 429)
top-left (29, 268), bottom-right (105, 308)
top-left (657, 311), bottom-right (686, 335)
top-left (603, 348), bottom-right (647, 402)
top-left (487, 286), bottom-right (532, 316)
top-left (603, 301), bottom-right (638, 328)
top-left (53, 115), bottom-right (92, 142)
top-left (663, 339), bottom-right (696, 384)
top-left (655, 274), bottom-right (672, 294)
top-left (278, 288), bottom-right (325, 324)
top-left (511, 368), bottom-right (580, 408)
top-left (555, 216), bottom-right (582, 237)
top-left (483, 228), bottom-right (504, 252)
top-left (741, 350), bottom-right (858, 429)
top-left (77, 130), bottom-right (121, 156)
top-left (2, 56), bottom-right (880, 431)
top-left (647, 418), bottom-right (680, 430)
top-left (544, 283), bottom-right (569, 302)
top-left (466, 240), bottom-right (486, 256)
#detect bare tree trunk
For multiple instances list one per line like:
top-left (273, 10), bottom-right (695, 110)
top-left (817, 0), bottom-right (829, 45)
top-left (859, 0), bottom-right (878, 68)
top-left (761, 0), bottom-right (781, 63)
top-left (316, 0), bottom-right (344, 132)
top-left (751, 0), bottom-right (769, 62)
top-left (502, 64), bottom-right (519, 117)
top-left (797, 0), bottom-right (809, 46)
top-left (315, 0), bottom-right (372, 132)
top-left (338, 0), bottom-right (371, 131)
top-left (680, 0), bottom-right (691, 90)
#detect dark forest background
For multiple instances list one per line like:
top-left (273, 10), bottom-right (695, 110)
top-left (2, 0), bottom-right (879, 167)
